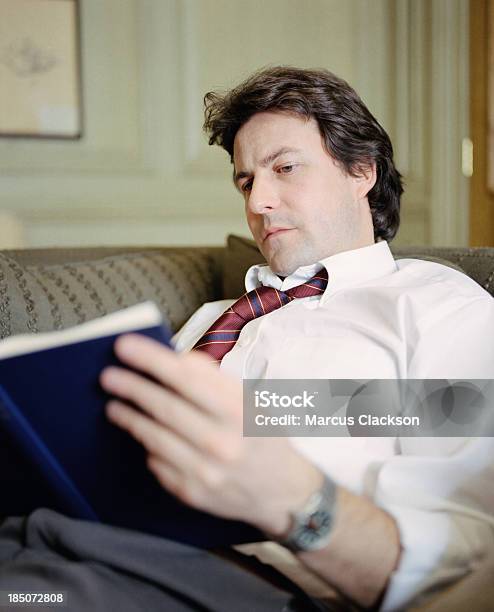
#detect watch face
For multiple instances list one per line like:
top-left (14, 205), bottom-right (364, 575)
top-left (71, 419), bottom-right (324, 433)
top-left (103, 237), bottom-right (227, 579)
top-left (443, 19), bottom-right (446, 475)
top-left (282, 475), bottom-right (336, 552)
top-left (294, 510), bottom-right (332, 550)
top-left (308, 510), bottom-right (331, 531)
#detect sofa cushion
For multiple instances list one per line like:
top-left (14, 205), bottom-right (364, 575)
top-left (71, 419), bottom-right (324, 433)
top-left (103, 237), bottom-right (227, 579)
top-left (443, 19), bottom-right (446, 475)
top-left (0, 249), bottom-right (220, 338)
top-left (223, 234), bottom-right (473, 298)
top-left (223, 235), bottom-right (266, 298)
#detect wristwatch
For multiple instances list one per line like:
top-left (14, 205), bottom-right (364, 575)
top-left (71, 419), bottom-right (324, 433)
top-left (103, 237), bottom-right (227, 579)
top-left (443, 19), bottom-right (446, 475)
top-left (279, 474), bottom-right (337, 552)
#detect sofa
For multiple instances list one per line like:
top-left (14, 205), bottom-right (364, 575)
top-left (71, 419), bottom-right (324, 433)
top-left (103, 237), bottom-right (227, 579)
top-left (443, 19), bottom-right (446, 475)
top-left (1, 235), bottom-right (494, 337)
top-left (0, 234), bottom-right (493, 611)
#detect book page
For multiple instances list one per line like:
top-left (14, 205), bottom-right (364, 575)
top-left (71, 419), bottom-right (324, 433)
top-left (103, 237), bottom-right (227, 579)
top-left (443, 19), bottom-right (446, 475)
top-left (0, 301), bottom-right (163, 360)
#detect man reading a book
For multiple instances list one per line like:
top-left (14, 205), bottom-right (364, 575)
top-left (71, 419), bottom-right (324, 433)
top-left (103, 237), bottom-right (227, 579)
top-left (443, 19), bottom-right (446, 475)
top-left (2, 67), bottom-right (492, 611)
top-left (97, 67), bottom-right (494, 610)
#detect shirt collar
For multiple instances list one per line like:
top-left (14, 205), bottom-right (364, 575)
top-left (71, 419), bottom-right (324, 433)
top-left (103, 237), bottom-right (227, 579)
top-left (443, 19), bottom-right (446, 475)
top-left (244, 241), bottom-right (398, 301)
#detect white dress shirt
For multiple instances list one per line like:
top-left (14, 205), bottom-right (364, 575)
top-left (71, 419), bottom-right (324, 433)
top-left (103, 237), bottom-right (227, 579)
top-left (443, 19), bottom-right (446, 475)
top-left (173, 241), bottom-right (494, 610)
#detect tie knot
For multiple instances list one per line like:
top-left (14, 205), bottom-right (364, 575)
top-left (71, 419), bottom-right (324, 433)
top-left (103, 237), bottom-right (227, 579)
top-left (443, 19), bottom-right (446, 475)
top-left (285, 267), bottom-right (328, 299)
top-left (192, 267), bottom-right (328, 362)
top-left (233, 267), bottom-right (329, 320)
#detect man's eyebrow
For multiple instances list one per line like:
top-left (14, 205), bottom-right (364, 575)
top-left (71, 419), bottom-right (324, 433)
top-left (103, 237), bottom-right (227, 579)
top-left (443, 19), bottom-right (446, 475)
top-left (233, 147), bottom-right (302, 188)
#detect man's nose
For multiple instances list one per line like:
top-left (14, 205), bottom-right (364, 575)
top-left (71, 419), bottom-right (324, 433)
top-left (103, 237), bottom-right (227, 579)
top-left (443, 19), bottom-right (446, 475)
top-left (246, 176), bottom-right (280, 214)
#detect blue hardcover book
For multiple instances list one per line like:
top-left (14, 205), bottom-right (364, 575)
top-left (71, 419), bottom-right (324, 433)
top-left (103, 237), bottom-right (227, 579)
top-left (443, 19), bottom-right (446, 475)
top-left (0, 302), bottom-right (261, 547)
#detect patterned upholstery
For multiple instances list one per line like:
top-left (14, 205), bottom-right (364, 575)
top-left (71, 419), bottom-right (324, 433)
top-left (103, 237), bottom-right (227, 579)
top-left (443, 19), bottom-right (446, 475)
top-left (0, 247), bottom-right (223, 338)
top-left (0, 238), bottom-right (493, 340)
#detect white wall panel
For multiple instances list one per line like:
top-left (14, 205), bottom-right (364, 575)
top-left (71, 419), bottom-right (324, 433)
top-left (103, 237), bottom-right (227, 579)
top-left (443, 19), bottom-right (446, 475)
top-left (0, 0), bottom-right (468, 249)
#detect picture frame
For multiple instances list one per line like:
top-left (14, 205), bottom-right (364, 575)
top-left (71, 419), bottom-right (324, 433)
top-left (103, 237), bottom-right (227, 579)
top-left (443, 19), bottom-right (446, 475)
top-left (0, 0), bottom-right (83, 139)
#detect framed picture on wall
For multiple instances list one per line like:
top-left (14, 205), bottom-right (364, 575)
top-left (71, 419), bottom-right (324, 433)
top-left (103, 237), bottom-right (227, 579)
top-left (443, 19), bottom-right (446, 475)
top-left (0, 0), bottom-right (83, 139)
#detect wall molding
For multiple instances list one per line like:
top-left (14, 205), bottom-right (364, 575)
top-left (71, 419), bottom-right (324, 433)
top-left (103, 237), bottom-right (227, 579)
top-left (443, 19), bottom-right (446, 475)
top-left (429, 0), bottom-right (469, 245)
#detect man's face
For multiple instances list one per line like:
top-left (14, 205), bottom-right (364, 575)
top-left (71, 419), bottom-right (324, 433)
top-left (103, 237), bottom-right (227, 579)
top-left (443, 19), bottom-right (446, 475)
top-left (233, 111), bottom-right (375, 275)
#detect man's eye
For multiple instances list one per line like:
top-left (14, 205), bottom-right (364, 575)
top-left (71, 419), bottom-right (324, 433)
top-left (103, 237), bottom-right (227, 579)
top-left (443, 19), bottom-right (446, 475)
top-left (278, 164), bottom-right (294, 174)
top-left (241, 180), bottom-right (253, 192)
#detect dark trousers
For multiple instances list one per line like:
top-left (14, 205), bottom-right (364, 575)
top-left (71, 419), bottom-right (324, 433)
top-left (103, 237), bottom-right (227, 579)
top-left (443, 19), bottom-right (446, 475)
top-left (0, 509), bottom-right (344, 612)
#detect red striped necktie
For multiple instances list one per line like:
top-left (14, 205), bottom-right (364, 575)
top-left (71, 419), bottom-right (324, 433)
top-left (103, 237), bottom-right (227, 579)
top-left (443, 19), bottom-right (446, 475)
top-left (192, 268), bottom-right (328, 363)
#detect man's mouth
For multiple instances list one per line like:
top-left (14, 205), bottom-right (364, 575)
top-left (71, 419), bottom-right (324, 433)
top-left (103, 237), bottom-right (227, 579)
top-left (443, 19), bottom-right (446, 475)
top-left (262, 228), bottom-right (293, 242)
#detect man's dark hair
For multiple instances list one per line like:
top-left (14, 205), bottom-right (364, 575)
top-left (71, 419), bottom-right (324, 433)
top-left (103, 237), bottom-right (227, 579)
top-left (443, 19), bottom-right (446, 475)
top-left (203, 66), bottom-right (403, 243)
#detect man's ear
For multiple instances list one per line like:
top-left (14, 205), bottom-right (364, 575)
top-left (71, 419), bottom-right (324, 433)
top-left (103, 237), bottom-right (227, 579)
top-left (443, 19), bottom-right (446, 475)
top-left (355, 163), bottom-right (377, 200)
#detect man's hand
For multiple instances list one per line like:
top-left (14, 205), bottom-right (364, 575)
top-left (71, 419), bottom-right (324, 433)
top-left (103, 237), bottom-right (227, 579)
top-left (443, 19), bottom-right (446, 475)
top-left (100, 333), bottom-right (401, 607)
top-left (99, 333), bottom-right (321, 536)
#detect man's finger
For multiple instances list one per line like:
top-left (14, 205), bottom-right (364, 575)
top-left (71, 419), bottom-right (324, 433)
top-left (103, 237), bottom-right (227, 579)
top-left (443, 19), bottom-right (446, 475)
top-left (112, 333), bottom-right (243, 419)
top-left (101, 367), bottom-right (240, 461)
top-left (105, 399), bottom-right (205, 470)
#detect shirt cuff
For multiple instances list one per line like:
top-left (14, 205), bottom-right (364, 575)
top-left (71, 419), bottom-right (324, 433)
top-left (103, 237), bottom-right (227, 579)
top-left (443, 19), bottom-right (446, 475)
top-left (378, 505), bottom-right (474, 611)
